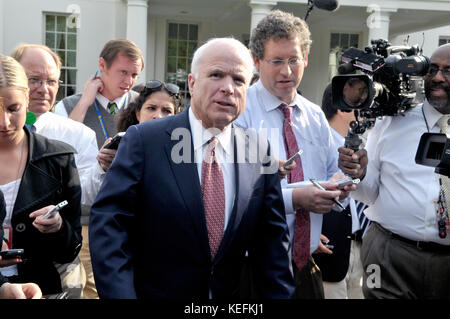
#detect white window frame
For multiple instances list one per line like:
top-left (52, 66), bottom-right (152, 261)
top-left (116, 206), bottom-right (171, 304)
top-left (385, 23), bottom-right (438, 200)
top-left (329, 32), bottom-right (361, 81)
top-left (166, 22), bottom-right (199, 103)
top-left (43, 12), bottom-right (78, 101)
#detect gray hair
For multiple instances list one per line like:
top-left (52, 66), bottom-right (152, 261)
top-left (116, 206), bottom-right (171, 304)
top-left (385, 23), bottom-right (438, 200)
top-left (190, 37), bottom-right (254, 82)
top-left (250, 10), bottom-right (312, 59)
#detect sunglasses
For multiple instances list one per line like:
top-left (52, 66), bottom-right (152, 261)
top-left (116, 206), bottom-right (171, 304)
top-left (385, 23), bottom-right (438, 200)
top-left (145, 80), bottom-right (180, 97)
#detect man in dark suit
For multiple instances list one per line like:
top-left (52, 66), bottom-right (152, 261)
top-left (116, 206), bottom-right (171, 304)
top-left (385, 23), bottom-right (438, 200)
top-left (89, 37), bottom-right (295, 299)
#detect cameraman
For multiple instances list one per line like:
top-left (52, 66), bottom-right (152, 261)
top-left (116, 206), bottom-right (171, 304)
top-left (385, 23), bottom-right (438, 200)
top-left (339, 44), bottom-right (450, 299)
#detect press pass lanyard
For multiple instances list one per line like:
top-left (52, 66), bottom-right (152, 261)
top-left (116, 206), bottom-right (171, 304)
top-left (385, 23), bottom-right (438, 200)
top-left (437, 180), bottom-right (448, 238)
top-left (93, 99), bottom-right (109, 140)
top-left (422, 106), bottom-right (449, 238)
top-left (93, 94), bottom-right (129, 140)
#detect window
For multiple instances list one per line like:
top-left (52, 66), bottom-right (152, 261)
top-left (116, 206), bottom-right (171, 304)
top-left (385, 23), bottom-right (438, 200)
top-left (44, 14), bottom-right (77, 101)
top-left (166, 23), bottom-right (198, 103)
top-left (329, 33), bottom-right (360, 80)
top-left (439, 36), bottom-right (450, 46)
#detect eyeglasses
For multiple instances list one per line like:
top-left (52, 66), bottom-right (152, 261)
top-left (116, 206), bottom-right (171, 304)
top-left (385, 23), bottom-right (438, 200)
top-left (145, 80), bottom-right (180, 97)
top-left (427, 65), bottom-right (450, 79)
top-left (264, 57), bottom-right (304, 68)
top-left (28, 77), bottom-right (62, 89)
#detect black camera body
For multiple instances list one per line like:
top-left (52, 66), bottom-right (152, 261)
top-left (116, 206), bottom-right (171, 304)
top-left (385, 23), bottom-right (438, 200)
top-left (331, 39), bottom-right (430, 151)
top-left (415, 133), bottom-right (450, 177)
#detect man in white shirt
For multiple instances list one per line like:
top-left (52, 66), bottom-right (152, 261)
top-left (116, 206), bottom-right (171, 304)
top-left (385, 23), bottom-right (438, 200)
top-left (235, 10), bottom-right (352, 299)
top-left (11, 44), bottom-right (112, 299)
top-left (339, 44), bottom-right (450, 298)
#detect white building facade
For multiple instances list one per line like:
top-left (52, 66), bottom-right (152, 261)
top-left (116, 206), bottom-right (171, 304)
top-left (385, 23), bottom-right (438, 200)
top-left (1, 0), bottom-right (450, 105)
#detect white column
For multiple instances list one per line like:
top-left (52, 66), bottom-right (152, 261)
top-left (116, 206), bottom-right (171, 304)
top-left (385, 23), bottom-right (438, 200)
top-left (249, 1), bottom-right (277, 35)
top-left (0, 0), bottom-right (4, 54)
top-left (126, 0), bottom-right (148, 82)
top-left (366, 5), bottom-right (397, 44)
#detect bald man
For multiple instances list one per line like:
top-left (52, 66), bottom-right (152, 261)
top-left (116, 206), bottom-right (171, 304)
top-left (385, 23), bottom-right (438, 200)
top-left (338, 44), bottom-right (450, 298)
top-left (89, 37), bottom-right (295, 299)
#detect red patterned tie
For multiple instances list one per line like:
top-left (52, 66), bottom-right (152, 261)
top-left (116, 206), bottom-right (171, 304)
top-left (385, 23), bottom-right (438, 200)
top-left (279, 104), bottom-right (310, 271)
top-left (201, 137), bottom-right (225, 261)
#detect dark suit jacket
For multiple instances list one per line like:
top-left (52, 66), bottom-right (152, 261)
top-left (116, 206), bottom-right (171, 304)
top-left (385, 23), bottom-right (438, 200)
top-left (90, 109), bottom-right (295, 299)
top-left (314, 206), bottom-right (352, 282)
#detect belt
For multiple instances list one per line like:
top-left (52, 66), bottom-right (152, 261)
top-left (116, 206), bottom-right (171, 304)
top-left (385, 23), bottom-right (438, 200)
top-left (374, 222), bottom-right (450, 254)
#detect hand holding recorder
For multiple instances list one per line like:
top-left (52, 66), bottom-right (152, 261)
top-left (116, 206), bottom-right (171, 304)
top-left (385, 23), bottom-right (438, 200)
top-left (29, 200), bottom-right (68, 233)
top-left (97, 132), bottom-right (125, 172)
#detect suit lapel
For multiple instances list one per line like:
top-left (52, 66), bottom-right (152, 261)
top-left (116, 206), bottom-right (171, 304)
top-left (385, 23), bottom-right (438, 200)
top-left (164, 110), bottom-right (210, 259)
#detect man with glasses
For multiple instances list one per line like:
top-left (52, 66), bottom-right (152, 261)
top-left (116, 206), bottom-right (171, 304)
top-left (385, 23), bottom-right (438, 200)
top-left (54, 39), bottom-right (144, 149)
top-left (235, 10), bottom-right (351, 299)
top-left (338, 44), bottom-right (450, 298)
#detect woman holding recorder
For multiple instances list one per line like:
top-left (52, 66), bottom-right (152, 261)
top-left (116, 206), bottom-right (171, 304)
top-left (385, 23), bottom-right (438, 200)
top-left (0, 54), bottom-right (82, 295)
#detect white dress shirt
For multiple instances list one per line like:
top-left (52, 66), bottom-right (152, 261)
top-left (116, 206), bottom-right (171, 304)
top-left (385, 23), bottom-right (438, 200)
top-left (189, 108), bottom-right (235, 231)
top-left (34, 111), bottom-right (103, 208)
top-left (54, 93), bottom-right (128, 118)
top-left (235, 80), bottom-right (340, 255)
top-left (353, 100), bottom-right (450, 245)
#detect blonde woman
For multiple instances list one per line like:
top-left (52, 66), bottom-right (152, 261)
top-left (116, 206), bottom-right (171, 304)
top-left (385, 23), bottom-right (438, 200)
top-left (0, 54), bottom-right (81, 296)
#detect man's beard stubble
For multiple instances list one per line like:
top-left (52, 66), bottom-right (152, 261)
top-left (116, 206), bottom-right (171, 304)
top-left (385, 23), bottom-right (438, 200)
top-left (425, 82), bottom-right (450, 114)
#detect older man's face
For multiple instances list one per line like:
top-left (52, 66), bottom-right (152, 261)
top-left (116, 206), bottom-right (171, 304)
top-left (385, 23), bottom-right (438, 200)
top-left (425, 45), bottom-right (450, 114)
top-left (188, 42), bottom-right (251, 130)
top-left (19, 47), bottom-right (60, 117)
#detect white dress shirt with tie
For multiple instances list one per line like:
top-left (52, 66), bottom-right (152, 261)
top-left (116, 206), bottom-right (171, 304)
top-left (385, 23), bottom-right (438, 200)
top-left (353, 100), bottom-right (450, 245)
top-left (189, 107), bottom-right (235, 231)
top-left (235, 80), bottom-right (340, 255)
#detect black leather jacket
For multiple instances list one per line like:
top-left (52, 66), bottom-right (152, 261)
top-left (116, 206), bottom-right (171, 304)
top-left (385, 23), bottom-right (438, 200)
top-left (8, 127), bottom-right (82, 294)
top-left (0, 191), bottom-right (6, 289)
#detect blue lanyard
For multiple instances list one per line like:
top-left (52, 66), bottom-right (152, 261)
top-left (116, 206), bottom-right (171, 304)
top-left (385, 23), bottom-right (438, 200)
top-left (93, 99), bottom-right (109, 140)
top-left (93, 94), bottom-right (129, 140)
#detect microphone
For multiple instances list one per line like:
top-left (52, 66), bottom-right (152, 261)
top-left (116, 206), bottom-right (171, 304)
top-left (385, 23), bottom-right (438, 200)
top-left (338, 62), bottom-right (355, 74)
top-left (313, 0), bottom-right (339, 11)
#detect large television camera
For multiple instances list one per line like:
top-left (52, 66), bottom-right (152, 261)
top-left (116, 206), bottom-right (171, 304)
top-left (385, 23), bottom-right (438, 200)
top-left (331, 39), bottom-right (430, 151)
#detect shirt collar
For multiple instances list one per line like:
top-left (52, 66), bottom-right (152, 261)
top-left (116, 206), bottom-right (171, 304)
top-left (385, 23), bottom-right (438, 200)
top-left (95, 93), bottom-right (128, 109)
top-left (188, 107), bottom-right (233, 156)
top-left (254, 79), bottom-right (304, 114)
top-left (423, 99), bottom-right (447, 130)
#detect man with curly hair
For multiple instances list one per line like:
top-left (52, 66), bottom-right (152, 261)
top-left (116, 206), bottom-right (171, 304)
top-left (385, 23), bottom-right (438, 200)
top-left (236, 10), bottom-right (351, 299)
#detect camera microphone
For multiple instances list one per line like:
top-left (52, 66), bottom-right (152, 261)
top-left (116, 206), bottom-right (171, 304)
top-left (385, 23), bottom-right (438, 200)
top-left (313, 0), bottom-right (340, 11)
top-left (338, 62), bottom-right (355, 74)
